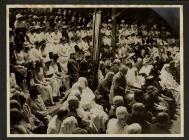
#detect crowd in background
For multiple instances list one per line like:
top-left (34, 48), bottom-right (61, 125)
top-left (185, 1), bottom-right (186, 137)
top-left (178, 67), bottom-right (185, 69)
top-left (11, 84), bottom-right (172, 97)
top-left (9, 8), bottom-right (180, 134)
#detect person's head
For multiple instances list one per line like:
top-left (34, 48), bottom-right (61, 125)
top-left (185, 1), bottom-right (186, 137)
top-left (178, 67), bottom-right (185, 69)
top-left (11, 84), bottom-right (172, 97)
top-left (156, 112), bottom-right (170, 127)
top-left (40, 40), bottom-right (46, 50)
top-left (78, 77), bottom-right (88, 90)
top-left (84, 52), bottom-right (91, 61)
top-left (141, 49), bottom-right (145, 55)
top-left (72, 128), bottom-right (88, 134)
top-left (125, 62), bottom-right (133, 69)
top-left (68, 96), bottom-right (80, 111)
top-left (113, 96), bottom-right (124, 107)
top-left (104, 72), bottom-right (114, 82)
top-left (23, 41), bottom-right (31, 52)
top-left (10, 108), bottom-right (22, 126)
top-left (57, 106), bottom-right (69, 121)
top-left (132, 102), bottom-right (145, 117)
top-left (29, 85), bottom-right (40, 99)
top-left (116, 106), bottom-right (129, 122)
top-left (35, 61), bottom-right (43, 71)
top-left (125, 123), bottom-right (142, 134)
top-left (44, 57), bottom-right (52, 68)
top-left (72, 82), bottom-right (83, 94)
top-left (167, 51), bottom-right (172, 57)
top-left (155, 56), bottom-right (160, 61)
top-left (53, 54), bottom-right (59, 62)
top-left (134, 90), bottom-right (144, 102)
top-left (16, 13), bottom-right (23, 20)
top-left (146, 85), bottom-right (159, 99)
top-left (137, 58), bottom-right (142, 63)
top-left (34, 41), bottom-right (41, 49)
top-left (11, 93), bottom-right (26, 107)
top-left (99, 61), bottom-right (106, 71)
top-left (119, 64), bottom-right (128, 76)
top-left (113, 59), bottom-right (121, 65)
top-left (10, 99), bottom-right (21, 111)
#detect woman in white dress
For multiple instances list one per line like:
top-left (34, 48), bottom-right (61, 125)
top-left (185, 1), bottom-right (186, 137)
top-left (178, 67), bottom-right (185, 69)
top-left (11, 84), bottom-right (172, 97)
top-left (43, 58), bottom-right (61, 101)
top-left (33, 62), bottom-right (54, 105)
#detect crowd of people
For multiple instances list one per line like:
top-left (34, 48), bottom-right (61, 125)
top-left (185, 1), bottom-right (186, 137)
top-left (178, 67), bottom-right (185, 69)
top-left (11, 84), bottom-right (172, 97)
top-left (9, 8), bottom-right (180, 134)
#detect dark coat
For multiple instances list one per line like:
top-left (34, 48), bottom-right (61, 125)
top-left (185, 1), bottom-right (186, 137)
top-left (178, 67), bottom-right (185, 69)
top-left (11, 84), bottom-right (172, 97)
top-left (110, 64), bottom-right (120, 74)
top-left (67, 58), bottom-right (79, 79)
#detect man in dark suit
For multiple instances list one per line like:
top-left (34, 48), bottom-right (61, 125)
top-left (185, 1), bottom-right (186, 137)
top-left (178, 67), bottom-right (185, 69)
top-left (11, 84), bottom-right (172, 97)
top-left (109, 64), bottom-right (128, 104)
top-left (67, 52), bottom-right (79, 87)
top-left (79, 52), bottom-right (93, 87)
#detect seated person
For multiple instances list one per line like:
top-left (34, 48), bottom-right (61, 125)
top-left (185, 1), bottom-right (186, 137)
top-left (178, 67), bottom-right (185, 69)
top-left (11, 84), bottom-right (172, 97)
top-left (125, 123), bottom-right (142, 134)
top-left (72, 128), bottom-right (88, 134)
top-left (11, 93), bottom-right (46, 134)
top-left (47, 107), bottom-right (69, 134)
top-left (106, 106), bottom-right (129, 134)
top-left (10, 72), bottom-right (20, 97)
top-left (26, 86), bottom-right (51, 126)
top-left (127, 102), bottom-right (151, 134)
top-left (10, 108), bottom-right (32, 134)
top-left (109, 96), bottom-right (125, 119)
top-left (149, 112), bottom-right (170, 134)
top-left (95, 72), bottom-right (114, 112)
top-left (67, 96), bottom-right (91, 133)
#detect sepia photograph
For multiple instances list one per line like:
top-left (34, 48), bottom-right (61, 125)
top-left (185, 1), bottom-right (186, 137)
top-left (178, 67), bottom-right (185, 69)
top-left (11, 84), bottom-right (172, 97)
top-left (7, 5), bottom-right (183, 137)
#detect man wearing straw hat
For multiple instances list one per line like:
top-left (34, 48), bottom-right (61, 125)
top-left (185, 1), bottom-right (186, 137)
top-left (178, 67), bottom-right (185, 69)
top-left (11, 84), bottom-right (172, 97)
top-left (14, 13), bottom-right (25, 29)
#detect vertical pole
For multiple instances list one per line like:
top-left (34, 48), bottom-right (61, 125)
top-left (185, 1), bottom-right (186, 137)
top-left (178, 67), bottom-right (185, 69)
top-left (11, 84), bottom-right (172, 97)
top-left (111, 9), bottom-right (117, 53)
top-left (92, 10), bottom-right (101, 61)
top-left (91, 10), bottom-right (101, 90)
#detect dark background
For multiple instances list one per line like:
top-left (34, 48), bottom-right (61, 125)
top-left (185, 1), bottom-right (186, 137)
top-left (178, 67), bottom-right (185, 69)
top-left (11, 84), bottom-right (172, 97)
top-left (0, 0), bottom-right (188, 140)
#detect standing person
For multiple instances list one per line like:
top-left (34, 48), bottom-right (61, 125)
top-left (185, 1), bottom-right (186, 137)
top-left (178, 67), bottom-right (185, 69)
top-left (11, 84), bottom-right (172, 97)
top-left (125, 62), bottom-right (138, 87)
top-left (109, 64), bottom-right (128, 105)
top-left (79, 52), bottom-right (93, 87)
top-left (95, 72), bottom-right (114, 112)
top-left (79, 52), bottom-right (91, 77)
top-left (67, 52), bottom-right (79, 87)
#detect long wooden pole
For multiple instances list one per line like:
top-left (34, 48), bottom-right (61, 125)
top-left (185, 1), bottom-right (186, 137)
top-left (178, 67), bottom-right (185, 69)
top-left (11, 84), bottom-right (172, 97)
top-left (111, 9), bottom-right (117, 53)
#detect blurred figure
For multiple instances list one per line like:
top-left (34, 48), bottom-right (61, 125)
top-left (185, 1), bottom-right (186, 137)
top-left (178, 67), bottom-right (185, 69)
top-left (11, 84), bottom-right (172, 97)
top-left (109, 64), bottom-right (128, 104)
top-left (125, 123), bottom-right (142, 134)
top-left (106, 106), bottom-right (129, 134)
top-left (149, 112), bottom-right (170, 134)
top-left (68, 52), bottom-right (79, 87)
top-left (47, 107), bottom-right (69, 134)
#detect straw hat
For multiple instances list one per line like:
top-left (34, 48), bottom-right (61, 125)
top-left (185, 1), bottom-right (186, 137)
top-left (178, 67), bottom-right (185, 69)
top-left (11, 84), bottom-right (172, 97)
top-left (16, 14), bottom-right (23, 19)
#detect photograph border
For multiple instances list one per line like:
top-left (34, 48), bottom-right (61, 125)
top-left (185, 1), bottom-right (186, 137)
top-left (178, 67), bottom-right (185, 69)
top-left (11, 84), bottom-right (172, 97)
top-left (6, 4), bottom-right (184, 137)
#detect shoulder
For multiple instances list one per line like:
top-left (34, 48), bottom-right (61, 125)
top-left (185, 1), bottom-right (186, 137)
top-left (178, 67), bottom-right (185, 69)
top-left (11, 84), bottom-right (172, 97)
top-left (107, 118), bottom-right (117, 125)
